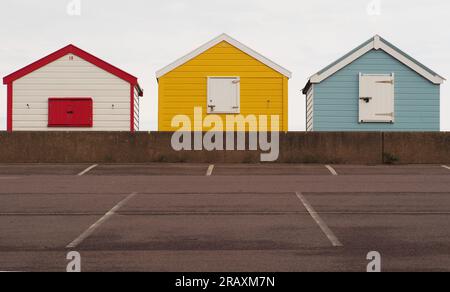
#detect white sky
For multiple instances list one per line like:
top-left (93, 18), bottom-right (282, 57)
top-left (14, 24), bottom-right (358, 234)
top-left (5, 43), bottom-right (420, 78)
top-left (0, 0), bottom-right (448, 131)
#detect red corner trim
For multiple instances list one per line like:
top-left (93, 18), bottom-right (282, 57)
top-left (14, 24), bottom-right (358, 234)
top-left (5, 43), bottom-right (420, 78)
top-left (7, 83), bottom-right (12, 132)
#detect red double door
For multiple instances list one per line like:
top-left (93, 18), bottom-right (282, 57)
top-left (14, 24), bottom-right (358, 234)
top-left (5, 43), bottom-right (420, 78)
top-left (48, 98), bottom-right (93, 127)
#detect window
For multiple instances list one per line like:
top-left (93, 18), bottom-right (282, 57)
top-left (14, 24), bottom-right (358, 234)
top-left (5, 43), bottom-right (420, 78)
top-left (48, 98), bottom-right (93, 127)
top-left (359, 73), bottom-right (395, 123)
top-left (207, 77), bottom-right (240, 114)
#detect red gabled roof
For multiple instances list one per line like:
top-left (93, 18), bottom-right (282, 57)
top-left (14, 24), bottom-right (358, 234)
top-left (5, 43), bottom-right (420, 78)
top-left (3, 44), bottom-right (139, 86)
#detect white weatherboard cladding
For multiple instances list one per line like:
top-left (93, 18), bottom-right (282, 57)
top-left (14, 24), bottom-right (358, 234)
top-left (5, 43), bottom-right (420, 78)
top-left (359, 74), bottom-right (395, 123)
top-left (306, 86), bottom-right (314, 131)
top-left (207, 77), bottom-right (240, 114)
top-left (12, 54), bottom-right (131, 131)
top-left (134, 87), bottom-right (140, 131)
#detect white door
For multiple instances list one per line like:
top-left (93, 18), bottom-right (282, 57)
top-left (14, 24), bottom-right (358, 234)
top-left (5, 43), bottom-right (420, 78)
top-left (207, 77), bottom-right (240, 114)
top-left (359, 73), bottom-right (395, 123)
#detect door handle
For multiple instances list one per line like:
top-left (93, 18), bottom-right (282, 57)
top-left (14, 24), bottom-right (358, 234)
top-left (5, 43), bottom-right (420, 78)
top-left (360, 97), bottom-right (372, 103)
top-left (67, 111), bottom-right (74, 114)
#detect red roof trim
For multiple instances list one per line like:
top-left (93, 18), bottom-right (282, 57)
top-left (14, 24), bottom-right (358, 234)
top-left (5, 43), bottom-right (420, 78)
top-left (3, 44), bottom-right (138, 85)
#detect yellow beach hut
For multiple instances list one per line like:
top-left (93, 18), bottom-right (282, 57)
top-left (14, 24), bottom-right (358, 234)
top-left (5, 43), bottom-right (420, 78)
top-left (156, 34), bottom-right (291, 132)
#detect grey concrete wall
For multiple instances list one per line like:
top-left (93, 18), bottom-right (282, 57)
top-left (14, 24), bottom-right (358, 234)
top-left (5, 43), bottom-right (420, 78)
top-left (0, 131), bottom-right (448, 164)
top-left (383, 132), bottom-right (450, 164)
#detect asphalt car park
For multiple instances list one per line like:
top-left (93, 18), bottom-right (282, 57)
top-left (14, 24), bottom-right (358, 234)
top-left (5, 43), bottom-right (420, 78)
top-left (0, 163), bottom-right (449, 272)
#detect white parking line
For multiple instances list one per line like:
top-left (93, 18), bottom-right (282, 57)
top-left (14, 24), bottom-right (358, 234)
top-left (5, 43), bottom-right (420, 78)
top-left (442, 165), bottom-right (450, 171)
top-left (325, 165), bottom-right (338, 176)
top-left (296, 192), bottom-right (343, 247)
top-left (77, 164), bottom-right (98, 176)
top-left (206, 165), bottom-right (215, 176)
top-left (66, 192), bottom-right (137, 249)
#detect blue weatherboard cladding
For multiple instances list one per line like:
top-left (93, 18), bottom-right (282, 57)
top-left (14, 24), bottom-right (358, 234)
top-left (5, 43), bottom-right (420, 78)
top-left (313, 49), bottom-right (440, 131)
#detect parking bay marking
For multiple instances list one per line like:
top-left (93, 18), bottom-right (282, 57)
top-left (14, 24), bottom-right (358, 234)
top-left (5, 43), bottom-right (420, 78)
top-left (206, 165), bottom-right (215, 176)
top-left (442, 165), bottom-right (450, 171)
top-left (295, 192), bottom-right (343, 247)
top-left (325, 165), bottom-right (338, 176)
top-left (77, 164), bottom-right (98, 176)
top-left (66, 192), bottom-right (137, 249)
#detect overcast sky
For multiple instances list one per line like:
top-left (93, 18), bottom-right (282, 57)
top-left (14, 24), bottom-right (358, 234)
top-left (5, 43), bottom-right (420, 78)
top-left (1, 0), bottom-right (448, 131)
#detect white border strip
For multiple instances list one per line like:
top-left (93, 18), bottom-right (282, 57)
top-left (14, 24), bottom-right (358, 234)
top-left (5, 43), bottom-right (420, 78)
top-left (77, 164), bottom-right (98, 176)
top-left (325, 165), bottom-right (338, 176)
top-left (296, 192), bottom-right (343, 247)
top-left (206, 165), bottom-right (215, 176)
top-left (310, 41), bottom-right (374, 83)
top-left (442, 165), bottom-right (450, 171)
top-left (66, 192), bottom-right (137, 249)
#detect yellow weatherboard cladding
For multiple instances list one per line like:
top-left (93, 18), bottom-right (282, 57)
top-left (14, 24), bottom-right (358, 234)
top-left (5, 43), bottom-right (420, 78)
top-left (158, 41), bottom-right (289, 131)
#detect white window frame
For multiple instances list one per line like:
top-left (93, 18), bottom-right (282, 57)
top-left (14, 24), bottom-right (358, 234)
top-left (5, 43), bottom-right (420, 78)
top-left (359, 73), bottom-right (395, 124)
top-left (207, 76), bottom-right (241, 114)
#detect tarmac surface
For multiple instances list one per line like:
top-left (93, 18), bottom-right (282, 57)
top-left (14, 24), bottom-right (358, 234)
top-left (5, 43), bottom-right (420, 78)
top-left (0, 163), bottom-right (449, 272)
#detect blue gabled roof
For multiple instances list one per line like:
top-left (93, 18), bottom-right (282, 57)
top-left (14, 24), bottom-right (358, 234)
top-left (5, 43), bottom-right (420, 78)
top-left (316, 37), bottom-right (374, 76)
top-left (379, 36), bottom-right (441, 78)
top-left (303, 35), bottom-right (445, 94)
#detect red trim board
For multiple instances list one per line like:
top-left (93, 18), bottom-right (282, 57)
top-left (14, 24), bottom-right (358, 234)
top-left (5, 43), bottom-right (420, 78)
top-left (7, 83), bottom-right (12, 132)
top-left (3, 44), bottom-right (138, 85)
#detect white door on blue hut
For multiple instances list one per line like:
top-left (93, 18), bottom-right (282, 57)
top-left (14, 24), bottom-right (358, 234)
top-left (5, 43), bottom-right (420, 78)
top-left (359, 73), bottom-right (395, 123)
top-left (207, 77), bottom-right (240, 114)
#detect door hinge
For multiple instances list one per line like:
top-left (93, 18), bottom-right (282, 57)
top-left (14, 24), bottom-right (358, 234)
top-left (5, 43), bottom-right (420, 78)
top-left (376, 80), bottom-right (394, 85)
top-left (375, 112), bottom-right (394, 117)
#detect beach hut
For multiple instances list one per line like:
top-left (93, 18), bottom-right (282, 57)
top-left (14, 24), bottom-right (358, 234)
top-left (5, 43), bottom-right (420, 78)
top-left (303, 35), bottom-right (445, 132)
top-left (156, 34), bottom-right (291, 131)
top-left (3, 45), bottom-right (143, 132)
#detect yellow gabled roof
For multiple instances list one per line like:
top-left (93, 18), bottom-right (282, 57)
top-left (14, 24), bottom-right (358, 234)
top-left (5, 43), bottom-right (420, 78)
top-left (156, 33), bottom-right (292, 79)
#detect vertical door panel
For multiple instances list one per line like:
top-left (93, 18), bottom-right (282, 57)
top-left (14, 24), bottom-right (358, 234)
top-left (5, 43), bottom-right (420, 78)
top-left (359, 74), bottom-right (395, 123)
top-left (207, 77), bottom-right (240, 114)
top-left (48, 98), bottom-right (93, 127)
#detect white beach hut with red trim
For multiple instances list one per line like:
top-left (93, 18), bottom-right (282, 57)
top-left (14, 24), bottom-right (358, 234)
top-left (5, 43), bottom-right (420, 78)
top-left (3, 45), bottom-right (143, 132)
